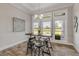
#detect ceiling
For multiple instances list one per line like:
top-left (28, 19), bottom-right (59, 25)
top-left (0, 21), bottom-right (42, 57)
top-left (10, 3), bottom-right (74, 15)
top-left (21, 3), bottom-right (56, 11)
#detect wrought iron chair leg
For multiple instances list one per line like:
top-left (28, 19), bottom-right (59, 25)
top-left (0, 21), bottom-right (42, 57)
top-left (26, 43), bottom-right (29, 55)
top-left (38, 48), bottom-right (40, 56)
top-left (48, 38), bottom-right (53, 51)
top-left (34, 49), bottom-right (36, 56)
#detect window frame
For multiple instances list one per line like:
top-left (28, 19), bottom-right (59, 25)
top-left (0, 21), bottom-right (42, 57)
top-left (53, 19), bottom-right (65, 40)
top-left (41, 20), bottom-right (52, 36)
top-left (32, 15), bottom-right (41, 35)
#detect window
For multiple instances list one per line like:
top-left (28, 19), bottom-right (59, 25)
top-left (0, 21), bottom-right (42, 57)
top-left (33, 22), bottom-right (39, 35)
top-left (55, 20), bottom-right (64, 40)
top-left (33, 13), bottom-right (52, 36)
top-left (32, 10), bottom-right (66, 41)
top-left (42, 21), bottom-right (51, 36)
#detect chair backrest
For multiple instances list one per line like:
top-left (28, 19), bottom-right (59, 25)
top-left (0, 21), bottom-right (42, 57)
top-left (40, 37), bottom-right (49, 46)
top-left (28, 37), bottom-right (36, 47)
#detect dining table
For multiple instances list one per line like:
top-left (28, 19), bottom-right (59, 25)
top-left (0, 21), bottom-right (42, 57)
top-left (25, 33), bottom-right (53, 56)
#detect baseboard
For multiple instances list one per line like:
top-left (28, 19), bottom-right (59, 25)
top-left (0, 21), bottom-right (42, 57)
top-left (0, 39), bottom-right (27, 51)
top-left (52, 40), bottom-right (73, 46)
top-left (73, 45), bottom-right (79, 53)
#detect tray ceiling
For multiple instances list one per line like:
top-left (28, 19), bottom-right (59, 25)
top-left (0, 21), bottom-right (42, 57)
top-left (10, 3), bottom-right (73, 15)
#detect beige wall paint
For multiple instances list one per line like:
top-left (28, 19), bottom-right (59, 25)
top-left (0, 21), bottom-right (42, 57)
top-left (0, 4), bottom-right (32, 51)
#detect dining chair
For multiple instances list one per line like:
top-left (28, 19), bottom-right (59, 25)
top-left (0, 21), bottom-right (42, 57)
top-left (26, 37), bottom-right (35, 55)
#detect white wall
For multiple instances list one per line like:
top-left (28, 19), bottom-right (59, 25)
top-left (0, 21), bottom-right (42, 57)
top-left (67, 6), bottom-right (74, 43)
top-left (0, 4), bottom-right (32, 51)
top-left (73, 4), bottom-right (79, 52)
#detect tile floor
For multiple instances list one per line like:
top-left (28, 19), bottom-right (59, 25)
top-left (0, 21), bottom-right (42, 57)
top-left (0, 41), bottom-right (79, 56)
